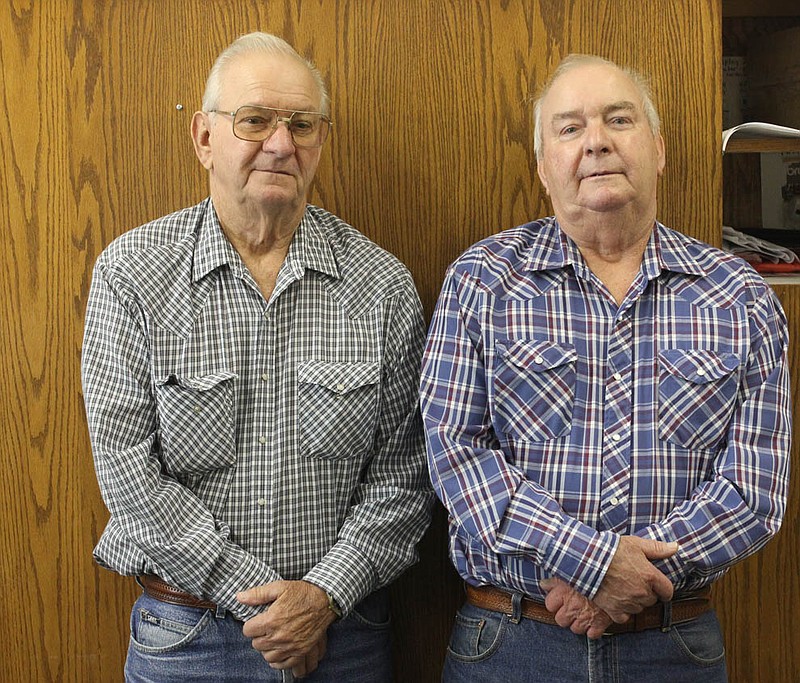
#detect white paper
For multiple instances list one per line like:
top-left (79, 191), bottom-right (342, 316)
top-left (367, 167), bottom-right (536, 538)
top-left (722, 122), bottom-right (800, 152)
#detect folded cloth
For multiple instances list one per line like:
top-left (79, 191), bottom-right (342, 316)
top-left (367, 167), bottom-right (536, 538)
top-left (723, 225), bottom-right (800, 264)
top-left (753, 261), bottom-right (800, 273)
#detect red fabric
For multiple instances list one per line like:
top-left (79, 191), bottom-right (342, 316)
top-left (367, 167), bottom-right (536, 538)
top-left (753, 262), bottom-right (800, 273)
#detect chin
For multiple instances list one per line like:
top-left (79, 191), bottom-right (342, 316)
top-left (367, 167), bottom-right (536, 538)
top-left (256, 191), bottom-right (304, 212)
top-left (581, 189), bottom-right (635, 212)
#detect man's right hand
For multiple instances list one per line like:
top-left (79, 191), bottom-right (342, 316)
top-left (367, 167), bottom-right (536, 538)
top-left (238, 580), bottom-right (336, 677)
top-left (592, 536), bottom-right (678, 624)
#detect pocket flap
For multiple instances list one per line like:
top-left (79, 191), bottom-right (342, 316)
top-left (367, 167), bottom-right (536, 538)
top-left (495, 339), bottom-right (577, 373)
top-left (298, 360), bottom-right (381, 395)
top-left (659, 349), bottom-right (739, 384)
top-left (155, 370), bottom-right (237, 392)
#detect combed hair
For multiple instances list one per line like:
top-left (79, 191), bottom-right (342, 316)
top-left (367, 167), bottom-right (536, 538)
top-left (202, 32), bottom-right (330, 114)
top-left (532, 54), bottom-right (661, 160)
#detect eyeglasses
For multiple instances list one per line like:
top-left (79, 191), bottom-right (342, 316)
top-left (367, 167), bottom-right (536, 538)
top-left (207, 105), bottom-right (333, 148)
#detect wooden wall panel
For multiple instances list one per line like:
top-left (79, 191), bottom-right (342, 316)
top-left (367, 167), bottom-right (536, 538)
top-left (715, 284), bottom-right (800, 683)
top-left (16, 2), bottom-right (800, 682)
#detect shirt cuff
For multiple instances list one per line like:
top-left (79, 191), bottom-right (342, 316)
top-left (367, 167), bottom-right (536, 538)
top-left (208, 550), bottom-right (281, 621)
top-left (541, 517), bottom-right (619, 599)
top-left (303, 541), bottom-right (377, 616)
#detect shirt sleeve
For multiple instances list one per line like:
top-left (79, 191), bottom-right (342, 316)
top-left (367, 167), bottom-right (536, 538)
top-left (419, 264), bottom-right (618, 598)
top-left (303, 276), bottom-right (434, 615)
top-left (637, 286), bottom-right (791, 591)
top-left (82, 263), bottom-right (279, 621)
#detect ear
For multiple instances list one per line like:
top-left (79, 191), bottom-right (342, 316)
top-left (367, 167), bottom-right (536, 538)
top-left (537, 158), bottom-right (551, 195)
top-left (191, 111), bottom-right (214, 170)
top-left (655, 132), bottom-right (666, 177)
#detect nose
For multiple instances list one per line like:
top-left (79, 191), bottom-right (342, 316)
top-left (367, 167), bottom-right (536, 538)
top-left (262, 121), bottom-right (296, 156)
top-left (584, 121), bottom-right (611, 156)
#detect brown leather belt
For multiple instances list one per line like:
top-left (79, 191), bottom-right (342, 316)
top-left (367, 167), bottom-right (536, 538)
top-left (465, 583), bottom-right (712, 635)
top-left (139, 574), bottom-right (217, 611)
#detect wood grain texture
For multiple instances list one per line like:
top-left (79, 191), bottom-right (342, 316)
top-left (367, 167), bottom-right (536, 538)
top-left (716, 284), bottom-right (800, 683)
top-left (725, 138), bottom-right (800, 153)
top-left (9, 1), bottom-right (797, 682)
top-left (723, 152), bottom-right (763, 228)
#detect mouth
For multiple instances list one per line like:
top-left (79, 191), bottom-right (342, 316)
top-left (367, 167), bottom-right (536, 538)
top-left (583, 170), bottom-right (619, 179)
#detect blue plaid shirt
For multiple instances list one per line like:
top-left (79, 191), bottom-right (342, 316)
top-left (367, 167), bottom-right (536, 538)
top-left (420, 217), bottom-right (790, 601)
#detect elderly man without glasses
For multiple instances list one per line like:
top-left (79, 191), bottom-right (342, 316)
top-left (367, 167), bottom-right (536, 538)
top-left (82, 32), bottom-right (432, 682)
top-left (420, 54), bottom-right (790, 682)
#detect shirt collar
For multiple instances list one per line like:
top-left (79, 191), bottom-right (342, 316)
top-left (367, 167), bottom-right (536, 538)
top-left (191, 200), bottom-right (341, 283)
top-left (192, 199), bottom-right (241, 282)
top-left (523, 217), bottom-right (708, 280)
top-left (650, 222), bottom-right (708, 278)
top-left (283, 209), bottom-right (341, 281)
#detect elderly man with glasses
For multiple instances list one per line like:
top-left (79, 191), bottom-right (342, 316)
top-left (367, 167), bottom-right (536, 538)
top-left (82, 32), bottom-right (432, 682)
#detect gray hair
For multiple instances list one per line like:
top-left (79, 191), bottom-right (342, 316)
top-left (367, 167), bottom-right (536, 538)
top-left (532, 54), bottom-right (660, 160)
top-left (202, 32), bottom-right (330, 115)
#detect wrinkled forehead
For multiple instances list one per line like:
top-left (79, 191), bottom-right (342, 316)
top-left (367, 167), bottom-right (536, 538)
top-left (542, 64), bottom-right (643, 118)
top-left (218, 52), bottom-right (322, 110)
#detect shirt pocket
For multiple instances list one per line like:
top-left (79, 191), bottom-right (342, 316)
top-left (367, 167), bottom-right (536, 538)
top-left (658, 349), bottom-right (740, 450)
top-left (154, 371), bottom-right (237, 474)
top-left (492, 339), bottom-right (577, 442)
top-left (298, 360), bottom-right (381, 460)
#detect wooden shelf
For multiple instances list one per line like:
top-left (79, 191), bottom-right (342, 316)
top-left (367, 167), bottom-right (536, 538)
top-left (725, 138), bottom-right (800, 153)
top-left (763, 274), bottom-right (800, 284)
top-left (723, 0), bottom-right (799, 17)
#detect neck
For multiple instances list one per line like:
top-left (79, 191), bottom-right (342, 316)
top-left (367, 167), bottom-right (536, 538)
top-left (558, 209), bottom-right (655, 305)
top-left (213, 196), bottom-right (305, 257)
top-left (212, 197), bottom-right (305, 301)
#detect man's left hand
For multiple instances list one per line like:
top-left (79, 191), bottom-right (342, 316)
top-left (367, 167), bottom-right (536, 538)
top-left (540, 577), bottom-right (613, 639)
top-left (238, 580), bottom-right (337, 674)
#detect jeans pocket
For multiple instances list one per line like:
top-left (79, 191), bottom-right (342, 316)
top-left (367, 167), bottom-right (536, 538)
top-left (349, 589), bottom-right (391, 629)
top-left (446, 604), bottom-right (507, 663)
top-left (129, 600), bottom-right (213, 654)
top-left (668, 612), bottom-right (726, 666)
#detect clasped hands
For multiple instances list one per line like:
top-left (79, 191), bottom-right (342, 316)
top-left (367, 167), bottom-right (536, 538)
top-left (541, 536), bottom-right (678, 639)
top-left (237, 579), bottom-right (337, 678)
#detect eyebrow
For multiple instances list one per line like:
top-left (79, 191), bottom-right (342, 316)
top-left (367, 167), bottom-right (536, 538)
top-left (551, 100), bottom-right (638, 124)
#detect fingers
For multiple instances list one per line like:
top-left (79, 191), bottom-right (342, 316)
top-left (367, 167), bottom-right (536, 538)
top-left (292, 634), bottom-right (327, 678)
top-left (242, 613), bottom-right (269, 639)
top-left (541, 578), bottom-right (570, 613)
top-left (263, 635), bottom-right (326, 679)
top-left (243, 580), bottom-right (333, 669)
top-left (637, 538), bottom-right (679, 561)
top-left (586, 614), bottom-right (613, 640)
top-left (237, 580), bottom-right (287, 606)
top-left (539, 577), bottom-right (557, 591)
top-left (542, 537), bottom-right (679, 637)
top-left (650, 568), bottom-right (675, 602)
top-left (540, 578), bottom-right (614, 637)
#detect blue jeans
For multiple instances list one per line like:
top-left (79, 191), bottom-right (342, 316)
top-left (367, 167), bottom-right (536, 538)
top-left (442, 600), bottom-right (728, 683)
top-left (125, 588), bottom-right (392, 682)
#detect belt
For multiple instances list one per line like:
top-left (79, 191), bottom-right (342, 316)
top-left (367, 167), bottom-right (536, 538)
top-left (465, 583), bottom-right (712, 635)
top-left (139, 574), bottom-right (217, 611)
